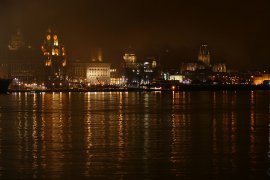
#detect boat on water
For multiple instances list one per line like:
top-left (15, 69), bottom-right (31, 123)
top-left (0, 78), bottom-right (13, 93)
top-left (0, 66), bottom-right (12, 93)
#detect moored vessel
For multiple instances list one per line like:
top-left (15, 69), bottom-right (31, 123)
top-left (0, 78), bottom-right (12, 93)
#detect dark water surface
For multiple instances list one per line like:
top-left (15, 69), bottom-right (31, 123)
top-left (0, 91), bottom-right (269, 179)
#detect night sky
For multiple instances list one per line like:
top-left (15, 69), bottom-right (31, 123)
top-left (0, 0), bottom-right (269, 70)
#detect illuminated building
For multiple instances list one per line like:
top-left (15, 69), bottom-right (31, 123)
top-left (123, 53), bottom-right (137, 68)
top-left (68, 48), bottom-right (111, 85)
top-left (198, 44), bottom-right (210, 66)
top-left (169, 75), bottom-right (184, 83)
top-left (41, 28), bottom-right (67, 88)
top-left (180, 62), bottom-right (198, 72)
top-left (212, 63), bottom-right (227, 73)
top-left (181, 45), bottom-right (211, 74)
top-left (68, 55), bottom-right (111, 86)
top-left (179, 45), bottom-right (230, 84)
top-left (253, 74), bottom-right (270, 85)
top-left (86, 63), bottom-right (110, 85)
top-left (88, 49), bottom-right (110, 85)
top-left (110, 68), bottom-right (124, 85)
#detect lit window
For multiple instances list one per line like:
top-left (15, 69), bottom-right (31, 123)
top-left (55, 49), bottom-right (59, 56)
top-left (54, 40), bottom-right (58, 46)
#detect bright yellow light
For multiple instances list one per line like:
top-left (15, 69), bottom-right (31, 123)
top-left (55, 49), bottom-right (59, 56)
top-left (44, 52), bottom-right (50, 56)
top-left (45, 59), bottom-right (52, 66)
top-left (54, 40), bottom-right (58, 46)
top-left (171, 85), bottom-right (176, 90)
top-left (62, 59), bottom-right (66, 67)
top-left (253, 74), bottom-right (270, 85)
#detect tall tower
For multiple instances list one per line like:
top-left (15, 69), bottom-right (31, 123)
top-left (198, 44), bottom-right (210, 66)
top-left (41, 28), bottom-right (67, 88)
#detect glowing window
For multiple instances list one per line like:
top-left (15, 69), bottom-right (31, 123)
top-left (152, 61), bottom-right (157, 68)
top-left (54, 40), bottom-right (58, 46)
top-left (55, 49), bottom-right (59, 56)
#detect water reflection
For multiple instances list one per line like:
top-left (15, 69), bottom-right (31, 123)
top-left (0, 91), bottom-right (269, 179)
top-left (170, 91), bottom-right (192, 178)
top-left (268, 100), bottom-right (270, 177)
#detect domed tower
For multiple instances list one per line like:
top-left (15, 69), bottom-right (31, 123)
top-left (8, 29), bottom-right (26, 51)
top-left (41, 28), bottom-right (67, 88)
top-left (198, 44), bottom-right (210, 66)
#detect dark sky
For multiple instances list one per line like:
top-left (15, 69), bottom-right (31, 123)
top-left (0, 0), bottom-right (269, 70)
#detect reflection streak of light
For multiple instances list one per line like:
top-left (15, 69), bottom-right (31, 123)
top-left (84, 92), bottom-right (92, 177)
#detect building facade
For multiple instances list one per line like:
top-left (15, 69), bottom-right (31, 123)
top-left (41, 28), bottom-right (67, 88)
top-left (122, 53), bottom-right (160, 86)
top-left (86, 63), bottom-right (110, 85)
top-left (0, 29), bottom-right (43, 86)
top-left (253, 74), bottom-right (270, 85)
top-left (212, 63), bottom-right (227, 73)
top-left (122, 53), bottom-right (140, 85)
top-left (198, 44), bottom-right (211, 66)
top-left (68, 50), bottom-right (111, 86)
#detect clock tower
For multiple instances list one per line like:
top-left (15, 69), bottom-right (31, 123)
top-left (41, 28), bottom-right (67, 89)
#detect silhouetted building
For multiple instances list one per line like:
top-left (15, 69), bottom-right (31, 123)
top-left (8, 29), bottom-right (26, 51)
top-left (122, 53), bottom-right (140, 85)
top-left (0, 29), bottom-right (43, 85)
top-left (140, 57), bottom-right (159, 85)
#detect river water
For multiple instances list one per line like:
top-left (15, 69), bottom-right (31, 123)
top-left (0, 91), bottom-right (269, 179)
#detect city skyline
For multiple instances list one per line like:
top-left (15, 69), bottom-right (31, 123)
top-left (0, 0), bottom-right (269, 70)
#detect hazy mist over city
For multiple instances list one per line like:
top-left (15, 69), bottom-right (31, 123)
top-left (0, 0), bottom-right (269, 69)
